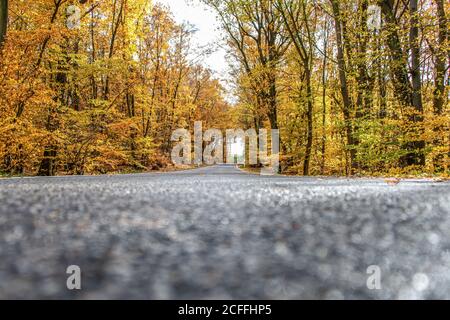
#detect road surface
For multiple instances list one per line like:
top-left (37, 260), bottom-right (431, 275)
top-left (0, 165), bottom-right (449, 299)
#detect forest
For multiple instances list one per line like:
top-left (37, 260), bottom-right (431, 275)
top-left (0, 0), bottom-right (448, 177)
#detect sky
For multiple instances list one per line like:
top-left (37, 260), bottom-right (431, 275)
top-left (155, 0), bottom-right (228, 79)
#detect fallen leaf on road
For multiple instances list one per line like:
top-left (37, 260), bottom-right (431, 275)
top-left (385, 178), bottom-right (401, 185)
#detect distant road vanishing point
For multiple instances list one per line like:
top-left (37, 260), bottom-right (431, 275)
top-left (0, 165), bottom-right (449, 299)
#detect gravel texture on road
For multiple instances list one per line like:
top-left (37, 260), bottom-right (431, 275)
top-left (0, 165), bottom-right (449, 299)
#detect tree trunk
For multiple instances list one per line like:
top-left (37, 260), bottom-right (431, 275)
top-left (38, 147), bottom-right (57, 176)
top-left (303, 69), bottom-right (313, 176)
top-left (433, 0), bottom-right (447, 116)
top-left (0, 0), bottom-right (7, 46)
top-left (356, 0), bottom-right (373, 117)
top-left (378, 0), bottom-right (413, 107)
top-left (432, 0), bottom-right (447, 171)
top-left (321, 22), bottom-right (329, 175)
top-left (402, 0), bottom-right (425, 166)
top-left (379, 0), bottom-right (425, 167)
top-left (409, 0), bottom-right (423, 115)
top-left (266, 66), bottom-right (278, 131)
top-left (103, 0), bottom-right (124, 99)
top-left (331, 0), bottom-right (357, 174)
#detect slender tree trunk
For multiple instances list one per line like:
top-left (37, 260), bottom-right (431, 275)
top-left (377, 32), bottom-right (388, 119)
top-left (433, 0), bottom-right (447, 116)
top-left (266, 22), bottom-right (279, 132)
top-left (331, 0), bottom-right (356, 174)
top-left (0, 0), bottom-right (7, 46)
top-left (403, 0), bottom-right (425, 166)
top-left (303, 69), bottom-right (313, 176)
top-left (409, 0), bottom-right (423, 115)
top-left (321, 22), bottom-right (329, 175)
top-left (432, 0), bottom-right (447, 171)
top-left (90, 8), bottom-right (98, 100)
top-left (356, 0), bottom-right (372, 117)
top-left (266, 67), bottom-right (278, 131)
top-left (104, 0), bottom-right (124, 99)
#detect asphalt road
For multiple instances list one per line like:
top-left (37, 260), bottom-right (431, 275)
top-left (0, 165), bottom-right (449, 299)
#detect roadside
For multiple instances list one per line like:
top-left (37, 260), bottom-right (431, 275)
top-left (2, 163), bottom-right (448, 181)
top-left (0, 164), bottom-right (206, 179)
top-left (238, 165), bottom-right (449, 182)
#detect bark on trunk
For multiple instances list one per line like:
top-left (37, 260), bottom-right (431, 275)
top-left (0, 0), bottom-right (7, 46)
top-left (433, 0), bottom-right (447, 116)
top-left (331, 0), bottom-right (357, 174)
top-left (402, 0), bottom-right (425, 166)
top-left (303, 70), bottom-right (313, 176)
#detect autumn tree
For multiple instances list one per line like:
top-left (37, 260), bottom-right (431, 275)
top-left (203, 0), bottom-right (290, 131)
top-left (275, 0), bottom-right (317, 175)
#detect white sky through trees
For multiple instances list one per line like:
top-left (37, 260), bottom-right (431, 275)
top-left (156, 0), bottom-right (228, 79)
